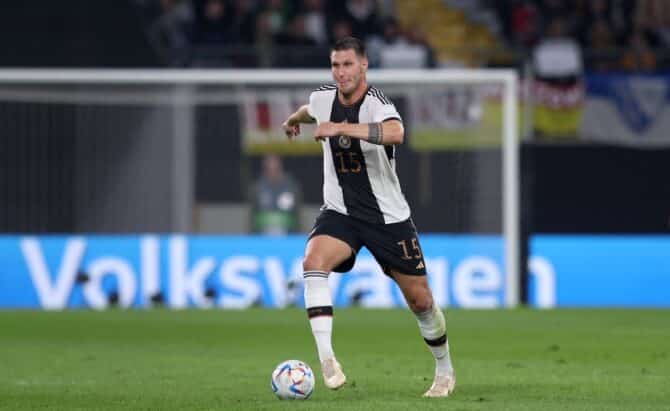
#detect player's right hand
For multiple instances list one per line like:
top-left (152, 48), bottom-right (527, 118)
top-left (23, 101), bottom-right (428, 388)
top-left (282, 119), bottom-right (300, 140)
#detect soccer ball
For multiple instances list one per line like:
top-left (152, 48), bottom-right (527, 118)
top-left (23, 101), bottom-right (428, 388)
top-left (271, 359), bottom-right (315, 400)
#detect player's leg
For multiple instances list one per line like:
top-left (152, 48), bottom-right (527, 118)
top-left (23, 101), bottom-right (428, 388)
top-left (389, 269), bottom-right (455, 397)
top-left (302, 234), bottom-right (353, 390)
top-left (363, 217), bottom-right (455, 397)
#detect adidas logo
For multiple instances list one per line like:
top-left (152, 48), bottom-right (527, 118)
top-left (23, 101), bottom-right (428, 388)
top-left (415, 261), bottom-right (425, 270)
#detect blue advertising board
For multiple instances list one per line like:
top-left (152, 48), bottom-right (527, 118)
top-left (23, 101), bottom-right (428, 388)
top-left (529, 235), bottom-right (670, 307)
top-left (2, 235), bottom-right (668, 309)
top-left (0, 235), bottom-right (506, 309)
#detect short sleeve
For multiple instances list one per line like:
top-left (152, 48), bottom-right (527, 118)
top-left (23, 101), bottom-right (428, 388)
top-left (371, 98), bottom-right (402, 123)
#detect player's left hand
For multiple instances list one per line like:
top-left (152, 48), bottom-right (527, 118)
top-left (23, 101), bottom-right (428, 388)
top-left (314, 122), bottom-right (340, 142)
top-left (282, 119), bottom-right (300, 140)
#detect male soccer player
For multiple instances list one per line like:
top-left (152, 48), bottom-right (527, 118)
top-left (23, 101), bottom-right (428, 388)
top-left (281, 37), bottom-right (455, 397)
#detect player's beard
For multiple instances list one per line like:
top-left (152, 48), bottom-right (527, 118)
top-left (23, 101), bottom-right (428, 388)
top-left (339, 70), bottom-right (364, 100)
top-left (340, 82), bottom-right (356, 99)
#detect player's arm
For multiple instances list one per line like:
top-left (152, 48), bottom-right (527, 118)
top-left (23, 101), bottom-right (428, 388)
top-left (282, 104), bottom-right (316, 139)
top-left (314, 119), bottom-right (404, 145)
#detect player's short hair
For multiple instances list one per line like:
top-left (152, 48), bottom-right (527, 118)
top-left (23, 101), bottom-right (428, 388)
top-left (331, 37), bottom-right (367, 58)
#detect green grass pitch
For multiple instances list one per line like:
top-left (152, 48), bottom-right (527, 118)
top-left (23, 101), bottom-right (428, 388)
top-left (1, 309), bottom-right (668, 410)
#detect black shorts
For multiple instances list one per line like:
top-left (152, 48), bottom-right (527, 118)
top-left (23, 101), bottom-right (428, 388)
top-left (308, 209), bottom-right (427, 276)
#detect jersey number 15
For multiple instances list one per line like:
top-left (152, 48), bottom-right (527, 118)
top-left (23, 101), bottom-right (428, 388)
top-left (335, 151), bottom-right (362, 173)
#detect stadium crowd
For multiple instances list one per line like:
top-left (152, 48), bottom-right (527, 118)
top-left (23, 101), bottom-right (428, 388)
top-left (497, 0), bottom-right (670, 72)
top-left (136, 0), bottom-right (436, 67)
top-left (135, 0), bottom-right (670, 71)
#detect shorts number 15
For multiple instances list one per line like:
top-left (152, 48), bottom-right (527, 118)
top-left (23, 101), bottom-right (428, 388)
top-left (397, 238), bottom-right (422, 260)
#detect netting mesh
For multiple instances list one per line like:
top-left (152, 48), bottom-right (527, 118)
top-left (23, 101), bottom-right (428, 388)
top-left (0, 79), bottom-right (507, 235)
top-left (0, 84), bottom-right (184, 232)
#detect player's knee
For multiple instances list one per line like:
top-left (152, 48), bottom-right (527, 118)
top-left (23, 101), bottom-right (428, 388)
top-left (302, 253), bottom-right (329, 272)
top-left (408, 293), bottom-right (433, 313)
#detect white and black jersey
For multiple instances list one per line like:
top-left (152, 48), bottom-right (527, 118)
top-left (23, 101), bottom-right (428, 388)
top-left (307, 84), bottom-right (411, 224)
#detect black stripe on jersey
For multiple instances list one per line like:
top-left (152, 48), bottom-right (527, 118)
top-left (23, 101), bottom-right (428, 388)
top-left (313, 84), bottom-right (337, 92)
top-left (366, 87), bottom-right (384, 103)
top-left (367, 86), bottom-right (391, 104)
top-left (366, 88), bottom-right (385, 104)
top-left (328, 92), bottom-right (385, 224)
top-left (385, 145), bottom-right (394, 161)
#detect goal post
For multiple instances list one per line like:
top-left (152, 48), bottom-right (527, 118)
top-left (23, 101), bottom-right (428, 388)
top-left (0, 68), bottom-right (520, 307)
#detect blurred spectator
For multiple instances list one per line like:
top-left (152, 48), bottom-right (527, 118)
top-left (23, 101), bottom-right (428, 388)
top-left (532, 16), bottom-right (584, 138)
top-left (249, 154), bottom-right (301, 235)
top-left (274, 14), bottom-right (321, 67)
top-left (610, 0), bottom-right (636, 44)
top-left (368, 18), bottom-right (431, 68)
top-left (342, 0), bottom-right (382, 40)
top-left (635, 0), bottom-right (670, 47)
top-left (587, 18), bottom-right (619, 72)
top-left (510, 0), bottom-right (541, 47)
top-left (584, 0), bottom-right (611, 26)
top-left (231, 0), bottom-right (258, 44)
top-left (260, 0), bottom-right (288, 37)
top-left (576, 0), bottom-right (615, 44)
top-left (147, 0), bottom-right (194, 65)
top-left (376, 0), bottom-right (397, 19)
top-left (533, 17), bottom-right (582, 78)
top-left (537, 0), bottom-right (572, 20)
top-left (620, 29), bottom-right (657, 72)
top-left (379, 16), bottom-right (405, 45)
top-left (254, 10), bottom-right (276, 66)
top-left (379, 42), bottom-right (429, 69)
top-left (330, 19), bottom-right (354, 43)
top-left (274, 14), bottom-right (317, 46)
top-left (366, 17), bottom-right (406, 67)
top-left (301, 0), bottom-right (328, 45)
top-left (537, 0), bottom-right (575, 37)
top-left (193, 0), bottom-right (239, 44)
top-left (253, 0), bottom-right (289, 66)
top-left (406, 26), bottom-right (437, 68)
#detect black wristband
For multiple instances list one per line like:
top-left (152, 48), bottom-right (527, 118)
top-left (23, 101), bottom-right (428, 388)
top-left (367, 123), bottom-right (383, 145)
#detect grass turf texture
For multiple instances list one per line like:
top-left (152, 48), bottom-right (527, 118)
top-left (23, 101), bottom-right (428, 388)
top-left (1, 309), bottom-right (668, 410)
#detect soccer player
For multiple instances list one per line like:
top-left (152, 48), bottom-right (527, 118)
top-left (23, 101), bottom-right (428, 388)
top-left (281, 37), bottom-right (455, 397)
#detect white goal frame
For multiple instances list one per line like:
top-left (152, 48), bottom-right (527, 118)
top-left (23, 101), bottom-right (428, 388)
top-left (0, 68), bottom-right (519, 307)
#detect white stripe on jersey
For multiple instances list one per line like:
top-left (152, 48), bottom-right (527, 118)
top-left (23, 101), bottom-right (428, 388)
top-left (359, 140), bottom-right (410, 223)
top-left (321, 140), bottom-right (347, 216)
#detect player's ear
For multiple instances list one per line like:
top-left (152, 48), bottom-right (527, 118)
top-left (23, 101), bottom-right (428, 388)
top-left (360, 56), bottom-right (369, 71)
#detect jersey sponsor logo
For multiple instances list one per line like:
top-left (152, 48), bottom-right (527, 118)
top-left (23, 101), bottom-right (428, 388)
top-left (338, 135), bottom-right (351, 149)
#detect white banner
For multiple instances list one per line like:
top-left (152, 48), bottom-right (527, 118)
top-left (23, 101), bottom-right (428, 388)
top-left (580, 74), bottom-right (670, 147)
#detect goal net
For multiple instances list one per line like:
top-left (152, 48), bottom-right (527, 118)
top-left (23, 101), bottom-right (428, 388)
top-left (0, 69), bottom-right (519, 307)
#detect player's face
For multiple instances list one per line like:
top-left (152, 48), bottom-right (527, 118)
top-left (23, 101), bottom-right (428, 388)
top-left (330, 49), bottom-right (368, 96)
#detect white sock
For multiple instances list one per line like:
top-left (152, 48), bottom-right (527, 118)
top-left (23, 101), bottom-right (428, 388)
top-left (415, 304), bottom-right (453, 376)
top-left (303, 270), bottom-right (334, 363)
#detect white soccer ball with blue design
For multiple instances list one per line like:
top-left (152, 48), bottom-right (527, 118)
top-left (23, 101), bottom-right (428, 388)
top-left (271, 359), bottom-right (315, 400)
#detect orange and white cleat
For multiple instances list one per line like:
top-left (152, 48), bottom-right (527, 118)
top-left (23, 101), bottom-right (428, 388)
top-left (321, 358), bottom-right (347, 390)
top-left (423, 373), bottom-right (456, 397)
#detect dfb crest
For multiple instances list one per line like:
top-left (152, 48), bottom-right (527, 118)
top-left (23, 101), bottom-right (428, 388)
top-left (338, 135), bottom-right (351, 149)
